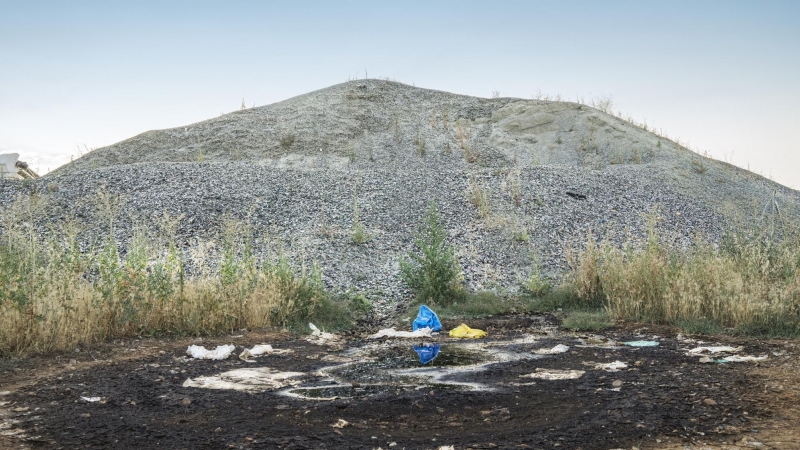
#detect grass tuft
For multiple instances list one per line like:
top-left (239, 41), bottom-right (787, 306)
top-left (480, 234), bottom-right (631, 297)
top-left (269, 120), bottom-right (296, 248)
top-left (562, 311), bottom-right (612, 332)
top-left (466, 176), bottom-right (490, 218)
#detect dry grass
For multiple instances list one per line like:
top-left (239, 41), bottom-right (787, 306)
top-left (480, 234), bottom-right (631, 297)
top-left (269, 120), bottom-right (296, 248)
top-left (279, 133), bottom-right (295, 149)
top-left (0, 195), bottom-right (350, 356)
top-left (466, 176), bottom-right (490, 218)
top-left (568, 217), bottom-right (800, 336)
top-left (455, 119), bottom-right (477, 162)
top-left (505, 168), bottom-right (523, 206)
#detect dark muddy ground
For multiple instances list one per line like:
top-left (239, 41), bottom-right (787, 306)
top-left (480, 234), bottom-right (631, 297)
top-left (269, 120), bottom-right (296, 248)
top-left (1, 315), bottom-right (799, 450)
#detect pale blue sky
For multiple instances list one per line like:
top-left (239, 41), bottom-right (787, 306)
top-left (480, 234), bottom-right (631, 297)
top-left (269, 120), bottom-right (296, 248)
top-left (1, 1), bottom-right (798, 188)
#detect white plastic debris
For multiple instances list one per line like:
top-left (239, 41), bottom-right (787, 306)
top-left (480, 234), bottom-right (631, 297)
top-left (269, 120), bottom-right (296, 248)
top-left (522, 369), bottom-right (585, 380)
top-left (80, 397), bottom-right (106, 403)
top-left (533, 344), bottom-right (570, 355)
top-left (331, 418), bottom-right (350, 428)
top-left (183, 367), bottom-right (304, 392)
top-left (688, 346), bottom-right (742, 354)
top-left (623, 341), bottom-right (659, 347)
top-left (309, 323), bottom-right (332, 338)
top-left (720, 355), bottom-right (768, 363)
top-left (593, 361), bottom-right (628, 371)
top-left (238, 344), bottom-right (293, 361)
top-left (368, 327), bottom-right (433, 339)
top-left (186, 344), bottom-right (236, 360)
top-left (309, 323), bottom-right (336, 340)
top-left (251, 344), bottom-right (273, 354)
top-left (307, 323), bottom-right (343, 347)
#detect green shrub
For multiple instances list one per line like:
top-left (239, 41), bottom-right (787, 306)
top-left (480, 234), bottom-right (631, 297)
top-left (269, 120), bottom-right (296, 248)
top-left (400, 201), bottom-right (464, 305)
top-left (525, 286), bottom-right (582, 312)
top-left (522, 256), bottom-right (551, 296)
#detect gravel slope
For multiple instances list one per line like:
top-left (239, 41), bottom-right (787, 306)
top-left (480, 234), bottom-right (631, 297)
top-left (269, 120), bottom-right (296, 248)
top-left (2, 80), bottom-right (798, 317)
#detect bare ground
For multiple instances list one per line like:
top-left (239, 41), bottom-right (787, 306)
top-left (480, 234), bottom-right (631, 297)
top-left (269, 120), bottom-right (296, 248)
top-left (1, 316), bottom-right (798, 450)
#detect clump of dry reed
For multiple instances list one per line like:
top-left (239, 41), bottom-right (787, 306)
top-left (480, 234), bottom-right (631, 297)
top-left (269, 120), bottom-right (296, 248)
top-left (568, 215), bottom-right (800, 336)
top-left (0, 194), bottom-right (346, 356)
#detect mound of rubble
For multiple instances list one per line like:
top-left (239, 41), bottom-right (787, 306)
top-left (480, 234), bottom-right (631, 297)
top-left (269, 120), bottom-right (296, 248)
top-left (1, 80), bottom-right (798, 317)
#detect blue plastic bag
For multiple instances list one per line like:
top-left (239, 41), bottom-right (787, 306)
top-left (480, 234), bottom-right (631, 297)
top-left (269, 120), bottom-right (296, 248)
top-left (412, 305), bottom-right (442, 332)
top-left (413, 344), bottom-right (441, 365)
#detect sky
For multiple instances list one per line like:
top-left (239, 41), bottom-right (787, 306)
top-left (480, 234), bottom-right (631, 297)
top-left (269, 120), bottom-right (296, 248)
top-left (1, 0), bottom-right (798, 189)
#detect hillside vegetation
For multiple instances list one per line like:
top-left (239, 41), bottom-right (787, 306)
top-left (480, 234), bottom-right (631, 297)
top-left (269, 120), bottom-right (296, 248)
top-left (1, 80), bottom-right (798, 354)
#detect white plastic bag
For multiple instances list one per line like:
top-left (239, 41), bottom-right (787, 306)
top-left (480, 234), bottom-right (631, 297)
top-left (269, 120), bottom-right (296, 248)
top-left (368, 327), bottom-right (433, 339)
top-left (186, 344), bottom-right (236, 360)
top-left (534, 344), bottom-right (570, 355)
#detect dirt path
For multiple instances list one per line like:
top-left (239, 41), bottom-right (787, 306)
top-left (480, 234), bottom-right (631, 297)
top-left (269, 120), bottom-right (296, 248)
top-left (1, 316), bottom-right (798, 449)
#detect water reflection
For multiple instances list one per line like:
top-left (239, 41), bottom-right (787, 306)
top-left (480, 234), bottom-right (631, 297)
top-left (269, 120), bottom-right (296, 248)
top-left (413, 343), bottom-right (441, 364)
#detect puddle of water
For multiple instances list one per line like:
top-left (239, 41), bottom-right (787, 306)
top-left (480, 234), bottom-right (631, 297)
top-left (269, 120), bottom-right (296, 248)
top-left (389, 364), bottom-right (494, 392)
top-left (413, 344), bottom-right (440, 364)
top-left (181, 332), bottom-right (573, 399)
top-left (322, 344), bottom-right (485, 385)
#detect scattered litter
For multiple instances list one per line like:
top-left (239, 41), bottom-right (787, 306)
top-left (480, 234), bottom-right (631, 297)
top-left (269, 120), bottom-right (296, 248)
top-left (183, 367), bottom-right (304, 392)
top-left (592, 361), bottom-right (628, 371)
top-left (369, 327), bottom-right (433, 339)
top-left (534, 344), bottom-right (569, 355)
top-left (449, 323), bottom-right (487, 339)
top-left (623, 341), bottom-right (659, 347)
top-left (239, 344), bottom-right (293, 361)
top-left (688, 346), bottom-right (742, 354)
top-left (720, 355), bottom-right (768, 363)
top-left (309, 323), bottom-right (334, 339)
top-left (413, 305), bottom-right (442, 332)
top-left (522, 369), bottom-right (585, 380)
top-left (186, 344), bottom-right (236, 360)
top-left (80, 397), bottom-right (106, 403)
top-left (307, 323), bottom-right (344, 348)
top-left (331, 418), bottom-right (350, 428)
top-left (438, 446), bottom-right (455, 450)
top-left (413, 343), bottom-right (441, 364)
top-left (240, 344), bottom-right (272, 360)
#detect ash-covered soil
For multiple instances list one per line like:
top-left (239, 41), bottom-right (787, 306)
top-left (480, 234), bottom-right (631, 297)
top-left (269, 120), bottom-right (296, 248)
top-left (2, 316), bottom-right (798, 450)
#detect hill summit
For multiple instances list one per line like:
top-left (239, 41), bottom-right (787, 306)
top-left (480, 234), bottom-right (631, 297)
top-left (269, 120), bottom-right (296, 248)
top-left (5, 79), bottom-right (799, 317)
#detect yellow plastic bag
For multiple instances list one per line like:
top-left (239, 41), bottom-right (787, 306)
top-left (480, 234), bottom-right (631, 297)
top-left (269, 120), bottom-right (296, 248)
top-left (449, 323), bottom-right (487, 339)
